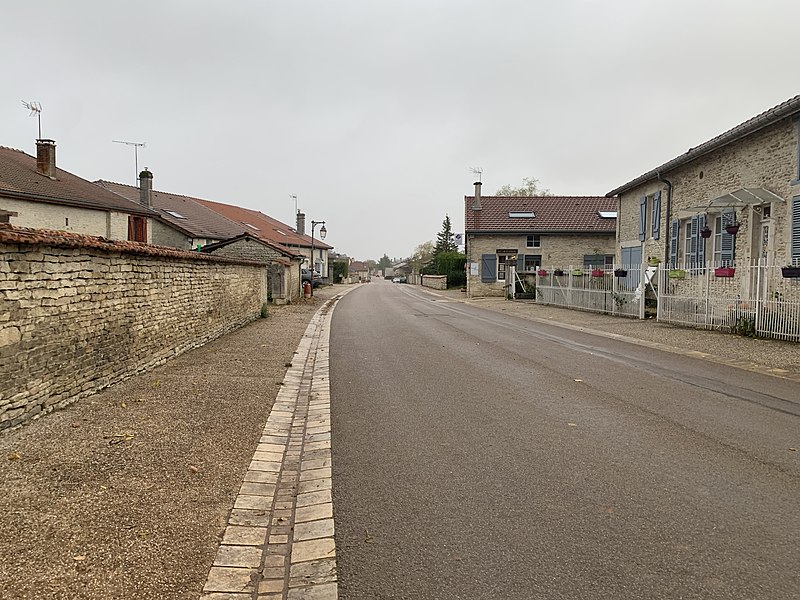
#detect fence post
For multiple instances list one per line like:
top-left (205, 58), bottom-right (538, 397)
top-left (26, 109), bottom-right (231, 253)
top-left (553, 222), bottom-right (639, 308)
top-left (755, 257), bottom-right (763, 335)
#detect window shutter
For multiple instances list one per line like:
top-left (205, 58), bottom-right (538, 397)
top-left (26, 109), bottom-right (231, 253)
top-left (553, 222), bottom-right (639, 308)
top-left (791, 196), bottom-right (800, 264)
top-left (516, 255), bottom-right (525, 271)
top-left (652, 191), bottom-right (661, 240)
top-left (669, 219), bottom-right (679, 266)
top-left (638, 196), bottom-right (647, 241)
top-left (688, 216), bottom-right (699, 266)
top-left (128, 216), bottom-right (135, 241)
top-left (480, 254), bottom-right (496, 282)
top-left (720, 210), bottom-right (735, 264)
top-left (697, 216), bottom-right (705, 266)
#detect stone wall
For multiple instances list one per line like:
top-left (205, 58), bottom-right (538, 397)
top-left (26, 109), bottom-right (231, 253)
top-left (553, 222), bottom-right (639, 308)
top-left (0, 227), bottom-right (267, 432)
top-left (617, 116), bottom-right (798, 268)
top-left (422, 275), bottom-right (447, 290)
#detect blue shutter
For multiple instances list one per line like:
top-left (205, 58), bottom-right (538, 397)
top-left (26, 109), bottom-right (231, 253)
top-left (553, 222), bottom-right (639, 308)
top-left (652, 191), bottom-right (661, 240)
top-left (669, 219), bottom-right (679, 267)
top-left (688, 216), bottom-right (699, 266)
top-left (480, 254), bottom-right (496, 282)
top-left (517, 255), bottom-right (525, 271)
top-left (791, 196), bottom-right (800, 264)
top-left (638, 196), bottom-right (647, 241)
top-left (697, 216), bottom-right (705, 266)
top-left (720, 210), bottom-right (735, 264)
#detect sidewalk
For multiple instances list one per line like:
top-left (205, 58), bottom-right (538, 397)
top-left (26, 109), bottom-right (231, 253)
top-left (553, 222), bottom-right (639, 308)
top-left (425, 287), bottom-right (800, 379)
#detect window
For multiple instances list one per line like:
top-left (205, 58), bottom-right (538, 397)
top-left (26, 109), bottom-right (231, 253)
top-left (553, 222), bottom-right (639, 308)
top-left (713, 213), bottom-right (736, 265)
top-left (509, 212), bottom-right (535, 218)
top-left (497, 255), bottom-right (507, 281)
top-left (128, 216), bottom-right (147, 242)
top-left (598, 211), bottom-right (617, 218)
top-left (638, 192), bottom-right (662, 240)
top-left (164, 210), bottom-right (186, 219)
top-left (526, 235), bottom-right (541, 248)
top-left (243, 223), bottom-right (260, 231)
top-left (583, 254), bottom-right (613, 268)
top-left (523, 255), bottom-right (541, 271)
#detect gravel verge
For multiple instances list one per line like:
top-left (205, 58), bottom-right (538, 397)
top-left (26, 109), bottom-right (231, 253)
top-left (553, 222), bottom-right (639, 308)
top-left (0, 286), bottom-right (339, 600)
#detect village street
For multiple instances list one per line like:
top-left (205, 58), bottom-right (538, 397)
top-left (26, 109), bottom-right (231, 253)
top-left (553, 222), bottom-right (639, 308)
top-left (330, 280), bottom-right (799, 599)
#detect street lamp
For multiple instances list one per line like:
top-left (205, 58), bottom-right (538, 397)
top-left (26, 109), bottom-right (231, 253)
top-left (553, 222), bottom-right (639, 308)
top-left (310, 220), bottom-right (326, 297)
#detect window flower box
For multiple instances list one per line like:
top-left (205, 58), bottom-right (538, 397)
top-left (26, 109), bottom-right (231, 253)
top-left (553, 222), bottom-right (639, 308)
top-left (553, 269), bottom-right (565, 277)
top-left (714, 267), bottom-right (735, 278)
top-left (613, 269), bottom-right (628, 277)
top-left (591, 268), bottom-right (605, 278)
top-left (537, 269), bottom-right (548, 277)
top-left (668, 269), bottom-right (686, 279)
top-left (648, 257), bottom-right (661, 267)
top-left (571, 269), bottom-right (584, 276)
top-left (781, 266), bottom-right (800, 278)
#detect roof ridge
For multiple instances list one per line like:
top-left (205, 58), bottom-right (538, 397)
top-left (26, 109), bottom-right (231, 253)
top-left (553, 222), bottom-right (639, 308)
top-left (0, 146), bottom-right (26, 154)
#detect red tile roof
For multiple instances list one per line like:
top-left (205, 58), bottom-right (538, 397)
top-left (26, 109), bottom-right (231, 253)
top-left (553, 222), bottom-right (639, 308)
top-left (465, 196), bottom-right (616, 233)
top-left (0, 146), bottom-right (155, 216)
top-left (195, 199), bottom-right (333, 251)
top-left (96, 180), bottom-right (249, 241)
top-left (199, 232), bottom-right (303, 258)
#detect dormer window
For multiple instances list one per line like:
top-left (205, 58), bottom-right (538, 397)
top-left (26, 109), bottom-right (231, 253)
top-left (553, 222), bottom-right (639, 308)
top-left (509, 212), bottom-right (535, 218)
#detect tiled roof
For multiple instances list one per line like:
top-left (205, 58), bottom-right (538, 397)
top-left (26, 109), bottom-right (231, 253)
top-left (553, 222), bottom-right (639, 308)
top-left (0, 146), bottom-right (155, 216)
top-left (0, 224), bottom-right (264, 266)
top-left (199, 232), bottom-right (303, 258)
top-left (607, 93), bottom-right (800, 197)
top-left (464, 196), bottom-right (616, 233)
top-left (96, 180), bottom-right (249, 241)
top-left (195, 199), bottom-right (333, 251)
top-left (350, 260), bottom-right (369, 271)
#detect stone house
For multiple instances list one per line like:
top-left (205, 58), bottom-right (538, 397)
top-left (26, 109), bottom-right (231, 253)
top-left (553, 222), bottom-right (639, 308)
top-left (349, 260), bottom-right (370, 282)
top-left (0, 140), bottom-right (166, 243)
top-left (97, 174), bottom-right (248, 249)
top-left (200, 233), bottom-right (304, 303)
top-left (194, 201), bottom-right (333, 281)
top-left (464, 182), bottom-right (617, 297)
top-left (607, 94), bottom-right (800, 274)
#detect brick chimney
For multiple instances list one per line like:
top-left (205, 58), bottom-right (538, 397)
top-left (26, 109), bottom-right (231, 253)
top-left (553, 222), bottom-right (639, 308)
top-left (471, 181), bottom-right (482, 210)
top-left (139, 168), bottom-right (153, 208)
top-left (35, 139), bottom-right (57, 179)
top-left (296, 212), bottom-right (306, 236)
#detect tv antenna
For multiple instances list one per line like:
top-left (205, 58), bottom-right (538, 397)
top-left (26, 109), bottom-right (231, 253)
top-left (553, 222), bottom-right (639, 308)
top-left (290, 194), bottom-right (298, 215)
top-left (112, 140), bottom-right (146, 184)
top-left (21, 101), bottom-right (43, 138)
top-left (469, 167), bottom-right (483, 182)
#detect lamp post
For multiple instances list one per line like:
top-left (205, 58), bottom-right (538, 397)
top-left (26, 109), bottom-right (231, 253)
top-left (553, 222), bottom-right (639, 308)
top-left (310, 220), bottom-right (327, 297)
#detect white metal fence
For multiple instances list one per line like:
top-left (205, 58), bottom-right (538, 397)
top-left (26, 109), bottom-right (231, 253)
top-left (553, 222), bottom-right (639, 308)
top-left (521, 261), bottom-right (800, 342)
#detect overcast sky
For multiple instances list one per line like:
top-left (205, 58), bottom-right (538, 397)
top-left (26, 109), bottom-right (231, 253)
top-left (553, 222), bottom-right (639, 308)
top-left (3, 0), bottom-right (799, 260)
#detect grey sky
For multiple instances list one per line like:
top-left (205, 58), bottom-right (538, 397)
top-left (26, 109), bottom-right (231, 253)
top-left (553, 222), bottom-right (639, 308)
top-left (3, 0), bottom-right (799, 261)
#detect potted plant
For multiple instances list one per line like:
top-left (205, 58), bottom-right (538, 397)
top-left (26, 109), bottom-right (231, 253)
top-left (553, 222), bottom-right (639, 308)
top-left (537, 269), bottom-right (548, 277)
top-left (648, 256), bottom-right (661, 267)
top-left (781, 265), bottom-right (800, 278)
top-left (613, 268), bottom-right (628, 277)
top-left (725, 222), bottom-right (740, 235)
top-left (571, 268), bottom-right (584, 276)
top-left (668, 269), bottom-right (686, 279)
top-left (700, 225), bottom-right (712, 238)
top-left (553, 269), bottom-right (565, 277)
top-left (591, 268), bottom-right (605, 278)
top-left (714, 267), bottom-right (736, 277)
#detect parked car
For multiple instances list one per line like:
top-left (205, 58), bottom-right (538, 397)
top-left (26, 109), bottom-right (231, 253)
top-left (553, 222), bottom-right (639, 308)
top-left (301, 268), bottom-right (321, 287)
top-left (392, 276), bottom-right (407, 284)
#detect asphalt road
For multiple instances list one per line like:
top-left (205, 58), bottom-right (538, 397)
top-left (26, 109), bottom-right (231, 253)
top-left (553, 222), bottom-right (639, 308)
top-left (329, 280), bottom-right (800, 600)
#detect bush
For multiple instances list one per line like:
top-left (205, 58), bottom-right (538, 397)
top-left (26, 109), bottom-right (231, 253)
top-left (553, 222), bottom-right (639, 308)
top-left (431, 251), bottom-right (466, 288)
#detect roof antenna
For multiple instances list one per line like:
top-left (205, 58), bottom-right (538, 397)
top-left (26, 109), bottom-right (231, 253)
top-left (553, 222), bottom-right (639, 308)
top-left (469, 167), bottom-right (483, 182)
top-left (21, 101), bottom-right (43, 138)
top-left (112, 140), bottom-right (146, 185)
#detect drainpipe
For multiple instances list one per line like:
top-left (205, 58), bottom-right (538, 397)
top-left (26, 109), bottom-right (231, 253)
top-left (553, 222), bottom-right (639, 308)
top-left (656, 171), bottom-right (673, 265)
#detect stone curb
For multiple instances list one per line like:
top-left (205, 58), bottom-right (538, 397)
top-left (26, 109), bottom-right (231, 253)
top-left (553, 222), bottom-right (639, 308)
top-left (201, 287), bottom-right (357, 600)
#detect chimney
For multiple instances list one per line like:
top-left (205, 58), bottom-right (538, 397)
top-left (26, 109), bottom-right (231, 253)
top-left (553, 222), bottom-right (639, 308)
top-left (35, 139), bottom-right (57, 179)
top-left (471, 181), bottom-right (482, 210)
top-left (297, 212), bottom-right (306, 236)
top-left (139, 168), bottom-right (153, 208)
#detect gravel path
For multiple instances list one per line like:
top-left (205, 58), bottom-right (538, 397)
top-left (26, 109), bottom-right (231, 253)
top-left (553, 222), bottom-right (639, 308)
top-left (0, 286), bottom-right (339, 600)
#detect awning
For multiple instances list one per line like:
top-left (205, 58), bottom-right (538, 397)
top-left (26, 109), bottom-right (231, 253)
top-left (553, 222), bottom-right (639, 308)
top-left (675, 187), bottom-right (784, 219)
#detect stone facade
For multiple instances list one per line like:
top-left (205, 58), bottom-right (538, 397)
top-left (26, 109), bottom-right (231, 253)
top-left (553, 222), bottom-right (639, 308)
top-left (0, 234), bottom-right (267, 432)
top-left (466, 232), bottom-right (616, 297)
top-left (617, 116), bottom-right (799, 269)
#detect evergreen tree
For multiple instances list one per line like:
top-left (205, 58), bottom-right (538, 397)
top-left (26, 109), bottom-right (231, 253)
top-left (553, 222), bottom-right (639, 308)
top-left (433, 215), bottom-right (457, 257)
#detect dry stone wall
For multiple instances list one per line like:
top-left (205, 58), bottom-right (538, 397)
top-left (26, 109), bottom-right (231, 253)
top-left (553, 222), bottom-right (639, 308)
top-left (0, 230), bottom-right (267, 432)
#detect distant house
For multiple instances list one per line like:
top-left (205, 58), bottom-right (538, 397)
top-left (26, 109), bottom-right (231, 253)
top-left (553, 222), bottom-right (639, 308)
top-left (97, 174), bottom-right (247, 250)
top-left (464, 182), bottom-right (617, 297)
top-left (194, 201), bottom-right (333, 280)
top-left (0, 140), bottom-right (160, 242)
top-left (349, 260), bottom-right (370, 282)
top-left (607, 94), bottom-right (800, 274)
top-left (200, 233), bottom-right (303, 304)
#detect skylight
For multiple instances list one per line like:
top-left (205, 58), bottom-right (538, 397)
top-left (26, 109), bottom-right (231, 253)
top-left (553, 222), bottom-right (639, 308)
top-left (509, 212), bottom-right (535, 218)
top-left (164, 210), bottom-right (186, 219)
top-left (275, 229), bottom-right (287, 236)
top-left (598, 211), bottom-right (618, 218)
top-left (243, 223), bottom-right (260, 231)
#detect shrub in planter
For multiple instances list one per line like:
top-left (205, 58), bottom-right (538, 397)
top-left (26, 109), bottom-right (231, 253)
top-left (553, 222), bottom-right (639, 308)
top-left (571, 269), bottom-right (584, 276)
top-left (648, 257), bottom-right (661, 267)
top-left (714, 267), bottom-right (735, 278)
top-left (537, 269), bottom-right (548, 277)
top-left (553, 269), bottom-right (565, 277)
top-left (668, 269), bottom-right (686, 279)
top-left (591, 268), bottom-right (605, 278)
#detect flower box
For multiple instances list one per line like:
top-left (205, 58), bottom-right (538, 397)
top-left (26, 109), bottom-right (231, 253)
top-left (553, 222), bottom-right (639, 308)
top-left (553, 269), bottom-right (565, 277)
top-left (537, 269), bottom-right (548, 277)
top-left (648, 257), bottom-right (661, 267)
top-left (591, 269), bottom-right (605, 278)
top-left (571, 269), bottom-right (584, 276)
top-left (781, 266), bottom-right (800, 278)
top-left (714, 267), bottom-right (735, 278)
top-left (668, 269), bottom-right (686, 279)
top-left (613, 269), bottom-right (628, 277)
